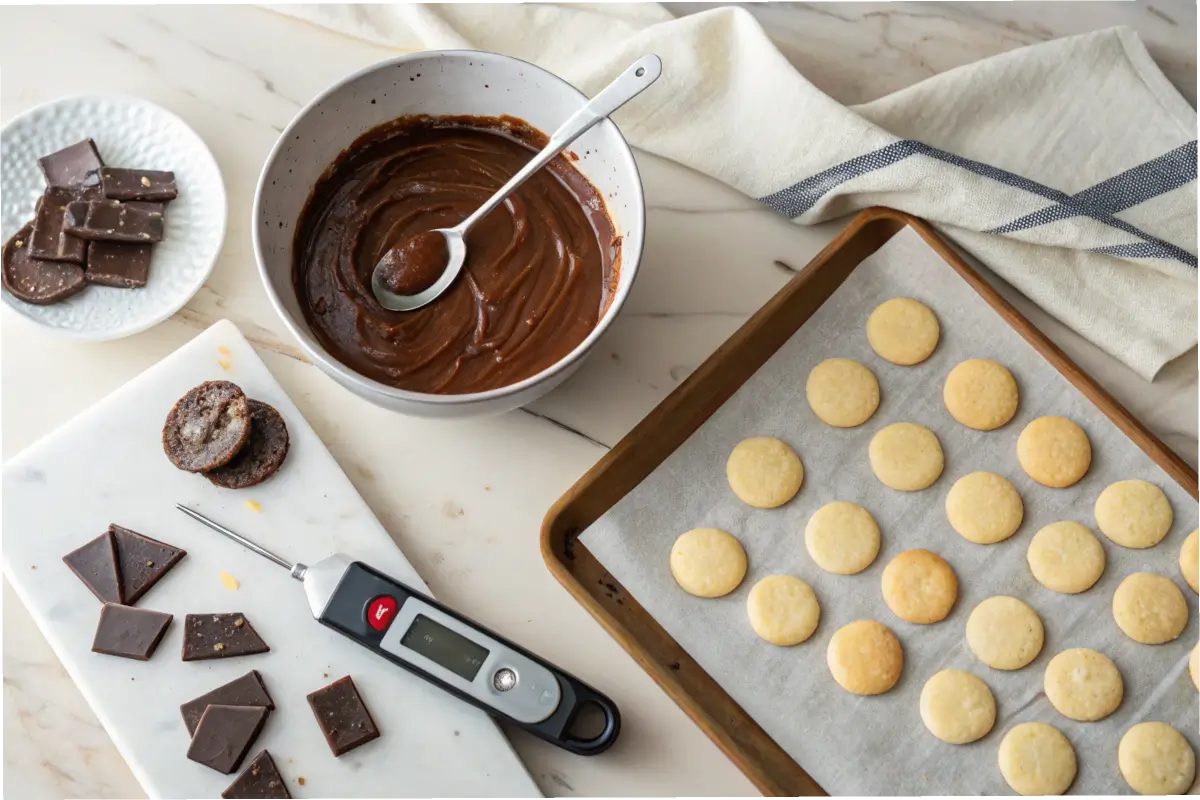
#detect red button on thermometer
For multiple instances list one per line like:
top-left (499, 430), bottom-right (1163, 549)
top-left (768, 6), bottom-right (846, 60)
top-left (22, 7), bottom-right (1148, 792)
top-left (366, 596), bottom-right (398, 631)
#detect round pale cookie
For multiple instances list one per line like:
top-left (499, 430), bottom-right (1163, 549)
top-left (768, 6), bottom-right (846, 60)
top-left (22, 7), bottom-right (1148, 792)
top-left (805, 358), bottom-right (880, 428)
top-left (919, 669), bottom-right (996, 744)
top-left (998, 723), bottom-right (1077, 796)
top-left (866, 297), bottom-right (940, 365)
top-left (1044, 648), bottom-right (1123, 721)
top-left (746, 575), bottom-right (820, 646)
top-left (1017, 416), bottom-right (1091, 488)
top-left (726, 437), bottom-right (804, 508)
top-left (669, 528), bottom-right (747, 598)
top-left (869, 422), bottom-right (944, 491)
top-left (1181, 530), bottom-right (1199, 593)
top-left (945, 471), bottom-right (1024, 545)
top-left (1112, 572), bottom-right (1188, 644)
top-left (1027, 521), bottom-right (1106, 594)
top-left (826, 620), bottom-right (903, 695)
top-left (942, 359), bottom-right (1019, 431)
top-left (804, 501), bottom-right (881, 575)
top-left (1094, 479), bottom-right (1173, 549)
top-left (1118, 722), bottom-right (1196, 795)
top-left (1190, 643), bottom-right (1198, 691)
top-left (965, 596), bottom-right (1044, 670)
top-left (881, 549), bottom-right (958, 624)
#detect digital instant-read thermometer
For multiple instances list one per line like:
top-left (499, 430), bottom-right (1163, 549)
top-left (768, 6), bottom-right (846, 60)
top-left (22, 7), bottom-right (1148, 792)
top-left (176, 505), bottom-right (620, 755)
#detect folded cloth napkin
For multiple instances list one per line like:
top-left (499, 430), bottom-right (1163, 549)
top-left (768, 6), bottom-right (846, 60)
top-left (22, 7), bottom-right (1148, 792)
top-left (273, 3), bottom-right (1197, 380)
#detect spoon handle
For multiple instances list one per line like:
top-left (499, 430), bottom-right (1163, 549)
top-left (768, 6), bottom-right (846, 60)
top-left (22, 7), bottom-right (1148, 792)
top-left (457, 54), bottom-right (662, 235)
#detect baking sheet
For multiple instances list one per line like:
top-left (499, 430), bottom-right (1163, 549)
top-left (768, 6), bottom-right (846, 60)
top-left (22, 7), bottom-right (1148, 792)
top-left (580, 227), bottom-right (1198, 796)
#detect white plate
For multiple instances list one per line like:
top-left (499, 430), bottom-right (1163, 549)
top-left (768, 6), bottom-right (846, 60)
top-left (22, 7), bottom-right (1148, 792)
top-left (1, 94), bottom-right (226, 340)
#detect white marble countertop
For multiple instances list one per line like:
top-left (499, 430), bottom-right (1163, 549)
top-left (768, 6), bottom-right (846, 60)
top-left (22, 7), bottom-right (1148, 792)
top-left (2, 4), bottom-right (1195, 798)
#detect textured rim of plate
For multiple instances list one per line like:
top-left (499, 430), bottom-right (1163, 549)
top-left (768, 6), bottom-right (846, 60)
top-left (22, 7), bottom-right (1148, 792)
top-left (0, 93), bottom-right (227, 341)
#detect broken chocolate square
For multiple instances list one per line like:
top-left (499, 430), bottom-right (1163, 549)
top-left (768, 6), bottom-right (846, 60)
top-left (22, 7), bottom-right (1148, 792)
top-left (187, 704), bottom-right (269, 774)
top-left (62, 530), bottom-right (124, 604)
top-left (29, 188), bottom-right (89, 263)
top-left (85, 241), bottom-right (152, 288)
top-left (110, 524), bottom-right (186, 605)
top-left (91, 603), bottom-right (172, 660)
top-left (3, 222), bottom-right (87, 306)
top-left (222, 750), bottom-right (290, 799)
top-left (38, 139), bottom-right (104, 188)
top-left (181, 670), bottom-right (274, 736)
top-left (100, 167), bottom-right (178, 202)
top-left (306, 675), bottom-right (380, 756)
top-left (182, 613), bottom-right (270, 661)
top-left (63, 199), bottom-right (164, 243)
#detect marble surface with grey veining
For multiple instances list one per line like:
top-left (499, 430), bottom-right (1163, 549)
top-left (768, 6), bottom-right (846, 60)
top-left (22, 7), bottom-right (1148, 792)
top-left (2, 3), bottom-right (1195, 798)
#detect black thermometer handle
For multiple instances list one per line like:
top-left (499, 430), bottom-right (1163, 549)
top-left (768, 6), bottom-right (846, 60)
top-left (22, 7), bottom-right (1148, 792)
top-left (318, 561), bottom-right (621, 756)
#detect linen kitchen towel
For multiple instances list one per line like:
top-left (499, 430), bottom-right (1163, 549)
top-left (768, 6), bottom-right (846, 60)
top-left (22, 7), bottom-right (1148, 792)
top-left (273, 3), bottom-right (1198, 380)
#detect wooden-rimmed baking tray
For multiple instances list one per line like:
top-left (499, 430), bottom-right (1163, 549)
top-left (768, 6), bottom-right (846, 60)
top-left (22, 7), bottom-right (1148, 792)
top-left (540, 207), bottom-right (1198, 796)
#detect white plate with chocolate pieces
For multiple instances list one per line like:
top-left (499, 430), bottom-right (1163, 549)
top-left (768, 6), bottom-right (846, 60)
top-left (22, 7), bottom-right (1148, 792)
top-left (1, 94), bottom-right (226, 340)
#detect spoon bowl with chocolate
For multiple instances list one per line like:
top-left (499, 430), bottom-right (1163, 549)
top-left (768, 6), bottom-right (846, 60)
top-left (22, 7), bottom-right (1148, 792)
top-left (254, 51), bottom-right (649, 418)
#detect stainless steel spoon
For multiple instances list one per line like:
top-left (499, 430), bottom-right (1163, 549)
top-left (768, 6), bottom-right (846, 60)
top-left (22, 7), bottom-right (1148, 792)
top-left (370, 54), bottom-right (662, 312)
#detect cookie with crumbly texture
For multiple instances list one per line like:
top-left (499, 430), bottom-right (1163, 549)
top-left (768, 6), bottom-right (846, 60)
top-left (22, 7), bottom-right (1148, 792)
top-left (1017, 416), bottom-right (1091, 488)
top-left (998, 723), bottom-right (1077, 796)
top-left (805, 358), bottom-right (879, 428)
top-left (726, 437), bottom-right (803, 508)
top-left (826, 619), bottom-right (903, 695)
top-left (746, 575), bottom-right (820, 646)
top-left (1094, 479), bottom-right (1173, 549)
top-left (1112, 572), bottom-right (1188, 645)
top-left (866, 297), bottom-right (939, 365)
top-left (1027, 521), bottom-right (1106, 594)
top-left (805, 501), bottom-right (880, 575)
top-left (943, 358), bottom-right (1019, 430)
top-left (670, 528), bottom-right (747, 598)
top-left (919, 669), bottom-right (996, 744)
top-left (207, 401), bottom-right (290, 489)
top-left (869, 422), bottom-right (944, 491)
top-left (945, 471), bottom-right (1023, 545)
top-left (1118, 722), bottom-right (1196, 795)
top-left (966, 596), bottom-right (1044, 670)
top-left (1044, 648), bottom-right (1123, 721)
top-left (163, 381), bottom-right (252, 472)
top-left (882, 549), bottom-right (957, 624)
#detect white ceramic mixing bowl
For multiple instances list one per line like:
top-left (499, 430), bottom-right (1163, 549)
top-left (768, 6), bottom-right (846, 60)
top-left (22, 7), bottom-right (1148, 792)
top-left (253, 51), bottom-right (645, 417)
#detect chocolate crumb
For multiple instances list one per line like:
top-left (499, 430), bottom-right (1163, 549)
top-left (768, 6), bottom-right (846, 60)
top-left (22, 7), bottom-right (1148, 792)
top-left (214, 643), bottom-right (226, 651)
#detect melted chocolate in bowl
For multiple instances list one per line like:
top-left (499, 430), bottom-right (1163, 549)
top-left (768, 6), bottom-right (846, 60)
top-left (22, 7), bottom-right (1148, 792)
top-left (293, 115), bottom-right (619, 395)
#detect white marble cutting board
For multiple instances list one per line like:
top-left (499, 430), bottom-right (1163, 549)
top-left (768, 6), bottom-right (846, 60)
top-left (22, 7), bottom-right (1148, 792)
top-left (2, 319), bottom-right (542, 799)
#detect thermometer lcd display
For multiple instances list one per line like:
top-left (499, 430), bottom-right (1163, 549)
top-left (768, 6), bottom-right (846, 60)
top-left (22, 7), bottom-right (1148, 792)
top-left (400, 614), bottom-right (489, 681)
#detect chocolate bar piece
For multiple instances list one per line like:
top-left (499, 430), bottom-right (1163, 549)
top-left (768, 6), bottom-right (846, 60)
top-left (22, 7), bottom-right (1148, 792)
top-left (182, 613), bottom-right (270, 661)
top-left (62, 530), bottom-right (124, 604)
top-left (86, 241), bottom-right (152, 288)
top-left (91, 603), bottom-right (172, 660)
top-left (29, 188), bottom-right (91, 263)
top-left (306, 676), bottom-right (380, 756)
top-left (181, 670), bottom-right (275, 736)
top-left (63, 199), bottom-right (164, 243)
top-left (110, 524), bottom-right (186, 605)
top-left (100, 167), bottom-right (177, 202)
top-left (38, 139), bottom-right (104, 187)
top-left (187, 704), bottom-right (269, 774)
top-left (222, 750), bottom-right (291, 799)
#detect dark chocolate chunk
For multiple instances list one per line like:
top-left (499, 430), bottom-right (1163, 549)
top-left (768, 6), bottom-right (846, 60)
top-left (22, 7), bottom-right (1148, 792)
top-left (162, 382), bottom-right (252, 472)
top-left (100, 167), bottom-right (178, 202)
top-left (63, 199), bottom-right (164, 243)
top-left (62, 530), bottom-right (124, 604)
top-left (222, 750), bottom-right (290, 799)
top-left (2, 222), bottom-right (87, 305)
top-left (91, 603), bottom-right (172, 660)
top-left (181, 670), bottom-right (274, 736)
top-left (29, 188), bottom-right (90, 263)
top-left (187, 704), bottom-right (269, 774)
top-left (182, 613), bottom-right (270, 661)
top-left (38, 139), bottom-right (104, 187)
top-left (85, 241), bottom-right (153, 288)
top-left (207, 401), bottom-right (290, 490)
top-left (306, 676), bottom-right (380, 757)
top-left (110, 524), bottom-right (186, 605)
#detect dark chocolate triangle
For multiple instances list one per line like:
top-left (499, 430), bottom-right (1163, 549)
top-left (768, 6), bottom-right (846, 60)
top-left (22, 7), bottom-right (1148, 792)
top-left (63, 531), bottom-right (124, 604)
top-left (110, 524), bottom-right (186, 604)
top-left (91, 603), bottom-right (172, 660)
top-left (181, 670), bottom-right (274, 736)
top-left (187, 704), bottom-right (269, 774)
top-left (182, 614), bottom-right (270, 661)
top-left (222, 750), bottom-right (291, 799)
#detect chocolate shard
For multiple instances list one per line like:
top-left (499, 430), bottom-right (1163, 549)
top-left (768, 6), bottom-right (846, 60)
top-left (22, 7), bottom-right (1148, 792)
top-left (181, 670), bottom-right (274, 737)
top-left (110, 524), bottom-right (186, 605)
top-left (306, 675), bottom-right (380, 757)
top-left (3, 222), bottom-right (88, 306)
top-left (38, 139), bottom-right (104, 188)
top-left (63, 530), bottom-right (124, 604)
top-left (85, 241), bottom-right (153, 288)
top-left (91, 603), bottom-right (172, 660)
top-left (221, 750), bottom-right (291, 799)
top-left (187, 704), bottom-right (269, 774)
top-left (182, 613), bottom-right (269, 661)
top-left (63, 199), bottom-right (164, 243)
top-left (29, 188), bottom-right (90, 263)
top-left (99, 167), bottom-right (178, 202)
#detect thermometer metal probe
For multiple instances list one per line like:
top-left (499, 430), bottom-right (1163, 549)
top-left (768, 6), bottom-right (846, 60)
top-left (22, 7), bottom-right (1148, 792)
top-left (176, 504), bottom-right (620, 755)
